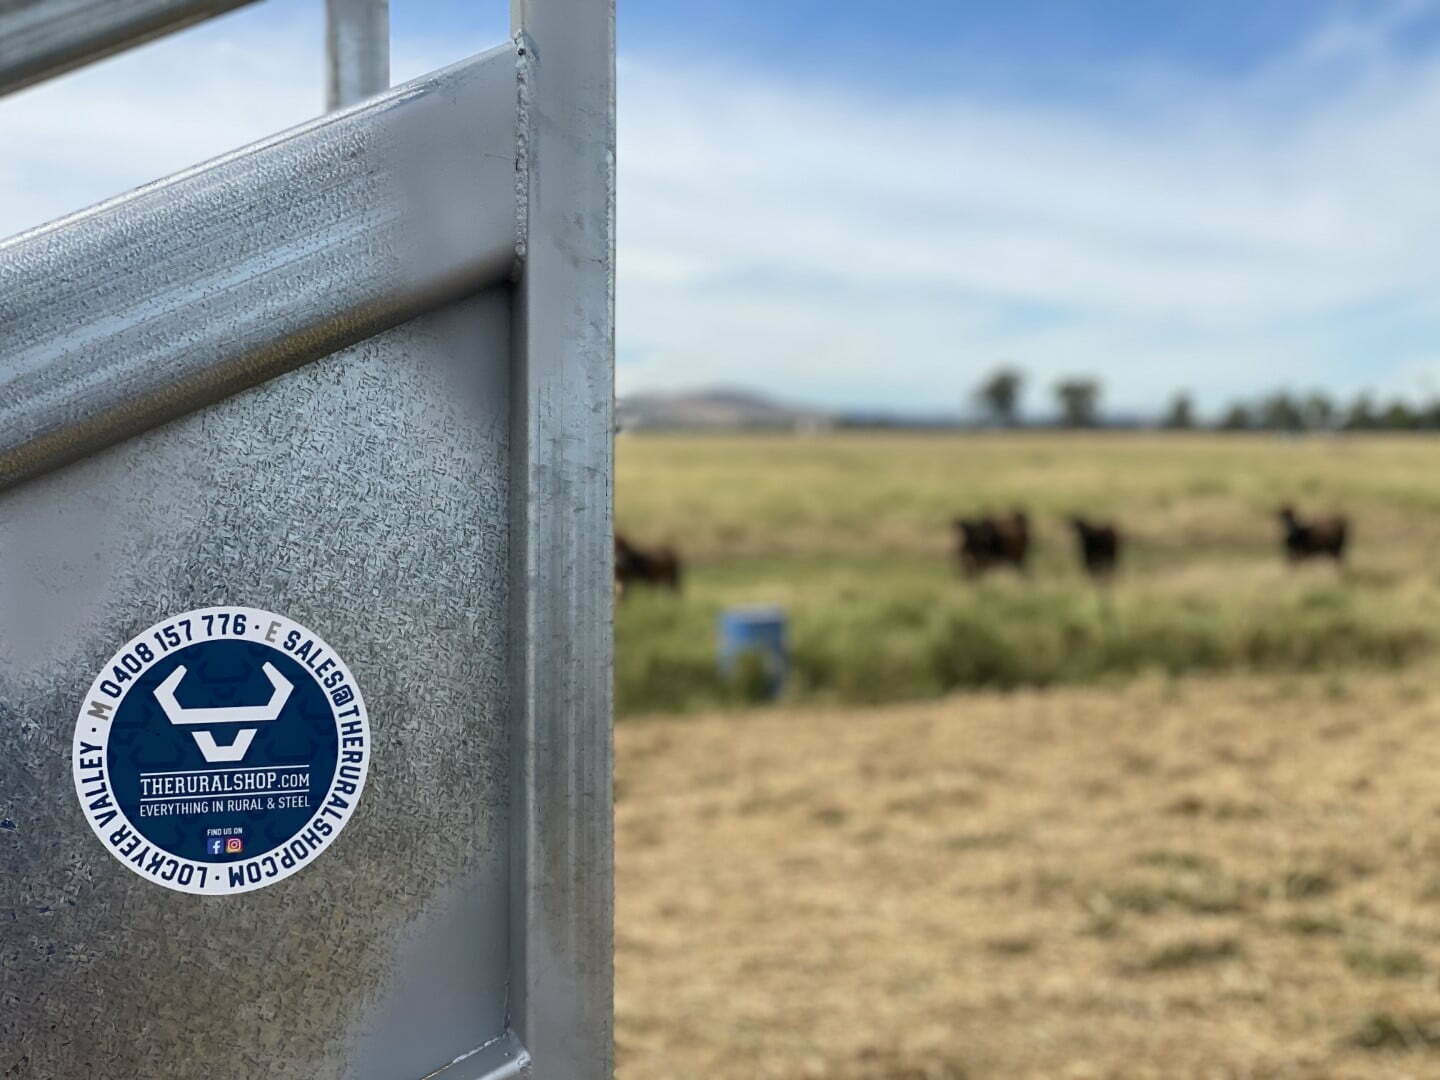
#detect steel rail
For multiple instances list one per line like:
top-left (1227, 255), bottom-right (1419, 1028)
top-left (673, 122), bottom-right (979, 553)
top-left (325, 0), bottom-right (389, 109)
top-left (0, 0), bottom-right (262, 98)
top-left (0, 41), bottom-right (518, 492)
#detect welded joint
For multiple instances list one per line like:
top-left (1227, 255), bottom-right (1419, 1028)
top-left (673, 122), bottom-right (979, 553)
top-left (512, 31), bottom-right (536, 270)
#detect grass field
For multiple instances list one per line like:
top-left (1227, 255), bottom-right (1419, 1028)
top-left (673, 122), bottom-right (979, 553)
top-left (616, 432), bottom-right (1440, 715)
top-left (616, 672), bottom-right (1440, 1079)
top-left (615, 432), bottom-right (1440, 1076)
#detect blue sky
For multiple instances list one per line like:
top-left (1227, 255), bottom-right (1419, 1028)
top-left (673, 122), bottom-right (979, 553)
top-left (5, 0), bottom-right (1440, 417)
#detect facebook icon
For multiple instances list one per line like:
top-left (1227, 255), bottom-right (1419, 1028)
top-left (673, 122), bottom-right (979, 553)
top-left (207, 838), bottom-right (225, 856)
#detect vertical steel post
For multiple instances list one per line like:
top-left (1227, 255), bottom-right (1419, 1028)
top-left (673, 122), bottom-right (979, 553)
top-left (509, 0), bottom-right (616, 1075)
top-left (325, 0), bottom-right (388, 110)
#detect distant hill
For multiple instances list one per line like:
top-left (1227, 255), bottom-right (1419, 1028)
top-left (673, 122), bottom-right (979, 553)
top-left (615, 387), bottom-right (1160, 431)
top-left (617, 386), bottom-right (833, 431)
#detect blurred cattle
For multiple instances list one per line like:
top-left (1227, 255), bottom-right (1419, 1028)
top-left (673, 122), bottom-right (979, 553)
top-left (616, 533), bottom-right (682, 595)
top-left (953, 510), bottom-right (1030, 577)
top-left (1277, 505), bottom-right (1347, 564)
top-left (1069, 516), bottom-right (1121, 579)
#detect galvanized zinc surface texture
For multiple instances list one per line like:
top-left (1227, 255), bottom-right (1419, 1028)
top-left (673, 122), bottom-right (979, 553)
top-left (0, 292), bottom-right (514, 1078)
top-left (508, 0), bottom-right (616, 1075)
top-left (0, 43), bottom-right (517, 493)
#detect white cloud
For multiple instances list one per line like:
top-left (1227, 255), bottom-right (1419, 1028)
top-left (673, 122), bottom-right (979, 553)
top-left (6, 3), bottom-right (1440, 415)
top-left (616, 6), bottom-right (1440, 414)
top-left (0, 1), bottom-right (498, 236)
top-left (0, 6), bottom-right (326, 237)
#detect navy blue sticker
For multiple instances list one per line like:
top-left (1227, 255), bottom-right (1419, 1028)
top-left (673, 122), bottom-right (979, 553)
top-left (74, 608), bottom-right (369, 896)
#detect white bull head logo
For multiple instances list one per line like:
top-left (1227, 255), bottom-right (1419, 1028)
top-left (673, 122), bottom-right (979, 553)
top-left (154, 662), bottom-right (293, 763)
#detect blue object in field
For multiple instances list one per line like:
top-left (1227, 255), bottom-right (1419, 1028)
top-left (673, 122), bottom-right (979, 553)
top-left (718, 606), bottom-right (788, 698)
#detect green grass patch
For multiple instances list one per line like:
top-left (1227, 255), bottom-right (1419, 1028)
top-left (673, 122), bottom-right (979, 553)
top-left (1344, 1012), bottom-right (1440, 1052)
top-left (617, 432), bottom-right (1440, 716)
top-left (1128, 936), bottom-right (1243, 973)
top-left (616, 558), bottom-right (1435, 716)
top-left (1279, 913), bottom-right (1344, 937)
top-left (1344, 945), bottom-right (1427, 979)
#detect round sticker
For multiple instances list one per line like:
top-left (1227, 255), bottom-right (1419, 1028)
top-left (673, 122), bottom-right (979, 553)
top-left (72, 607), bottom-right (370, 896)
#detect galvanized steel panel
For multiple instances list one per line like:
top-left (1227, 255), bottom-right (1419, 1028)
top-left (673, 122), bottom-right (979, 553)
top-left (0, 2), bottom-right (612, 1074)
top-left (1, 292), bottom-right (518, 1077)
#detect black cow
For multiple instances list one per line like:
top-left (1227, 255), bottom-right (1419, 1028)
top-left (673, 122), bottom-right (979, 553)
top-left (1069, 516), bottom-right (1120, 579)
top-left (1278, 505), bottom-right (1347, 564)
top-left (615, 533), bottom-right (682, 595)
top-left (953, 510), bottom-right (1030, 577)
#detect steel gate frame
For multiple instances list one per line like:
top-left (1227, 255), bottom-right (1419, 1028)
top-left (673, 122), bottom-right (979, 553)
top-left (0, 0), bottom-right (264, 97)
top-left (3, 0), bottom-right (394, 120)
top-left (0, 1), bottom-right (614, 1075)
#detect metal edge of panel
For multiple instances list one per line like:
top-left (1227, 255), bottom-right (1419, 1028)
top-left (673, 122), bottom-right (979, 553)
top-left (421, 1030), bottom-right (533, 1080)
top-left (507, 0), bottom-right (616, 1075)
top-left (0, 0), bottom-right (262, 98)
top-left (0, 40), bottom-right (519, 494)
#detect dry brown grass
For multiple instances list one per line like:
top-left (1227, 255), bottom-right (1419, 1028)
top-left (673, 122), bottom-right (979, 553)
top-left (616, 673), bottom-right (1440, 1078)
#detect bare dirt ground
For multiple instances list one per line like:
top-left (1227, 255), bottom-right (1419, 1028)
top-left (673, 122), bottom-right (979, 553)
top-left (616, 674), bottom-right (1440, 1079)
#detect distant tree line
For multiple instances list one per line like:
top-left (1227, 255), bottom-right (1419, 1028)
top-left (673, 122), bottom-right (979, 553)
top-left (1169, 388), bottom-right (1440, 432)
top-left (972, 366), bottom-right (1439, 431)
top-left (974, 367), bottom-right (1102, 428)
